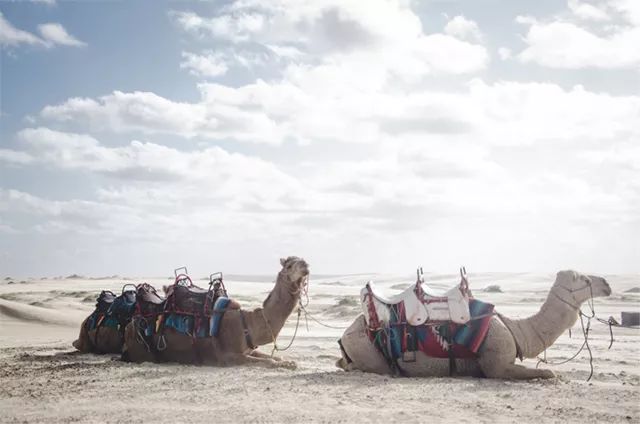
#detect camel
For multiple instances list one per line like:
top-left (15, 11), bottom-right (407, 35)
top-left (337, 270), bottom-right (611, 379)
top-left (73, 288), bottom-right (136, 354)
top-left (122, 256), bottom-right (309, 368)
top-left (73, 317), bottom-right (123, 354)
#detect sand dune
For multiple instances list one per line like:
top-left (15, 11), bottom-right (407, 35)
top-left (0, 272), bottom-right (638, 422)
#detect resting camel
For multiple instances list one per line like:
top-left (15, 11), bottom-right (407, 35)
top-left (73, 288), bottom-right (136, 354)
top-left (122, 256), bottom-right (309, 368)
top-left (73, 316), bottom-right (123, 354)
top-left (337, 270), bottom-right (611, 379)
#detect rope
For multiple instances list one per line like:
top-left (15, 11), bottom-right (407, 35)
top-left (535, 284), bottom-right (596, 380)
top-left (261, 275), bottom-right (310, 357)
top-left (299, 304), bottom-right (350, 330)
top-left (533, 282), bottom-right (640, 382)
top-left (262, 306), bottom-right (303, 356)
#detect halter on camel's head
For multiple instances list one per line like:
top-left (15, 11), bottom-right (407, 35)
top-left (279, 256), bottom-right (310, 295)
top-left (551, 270), bottom-right (611, 309)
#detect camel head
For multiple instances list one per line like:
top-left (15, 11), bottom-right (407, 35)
top-left (278, 256), bottom-right (310, 292)
top-left (553, 270), bottom-right (611, 305)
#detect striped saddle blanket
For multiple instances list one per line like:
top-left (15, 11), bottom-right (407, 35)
top-left (369, 299), bottom-right (495, 362)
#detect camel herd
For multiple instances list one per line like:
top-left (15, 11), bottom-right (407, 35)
top-left (74, 257), bottom-right (612, 380)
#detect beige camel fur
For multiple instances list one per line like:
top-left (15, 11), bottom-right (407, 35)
top-left (337, 270), bottom-right (611, 379)
top-left (122, 256), bottom-right (309, 368)
top-left (73, 318), bottom-right (123, 354)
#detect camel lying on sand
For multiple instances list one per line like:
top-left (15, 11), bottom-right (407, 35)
top-left (73, 288), bottom-right (136, 354)
top-left (337, 270), bottom-right (611, 379)
top-left (122, 256), bottom-right (309, 368)
top-left (73, 317), bottom-right (123, 354)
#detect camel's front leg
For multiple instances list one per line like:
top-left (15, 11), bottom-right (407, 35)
top-left (249, 349), bottom-right (283, 362)
top-left (225, 354), bottom-right (296, 369)
top-left (478, 319), bottom-right (555, 380)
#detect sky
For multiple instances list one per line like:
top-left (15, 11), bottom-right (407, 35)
top-left (0, 0), bottom-right (638, 278)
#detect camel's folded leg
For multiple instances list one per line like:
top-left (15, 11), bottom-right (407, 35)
top-left (483, 362), bottom-right (555, 380)
top-left (249, 349), bottom-right (283, 362)
top-left (226, 354), bottom-right (296, 369)
top-left (73, 318), bottom-right (92, 353)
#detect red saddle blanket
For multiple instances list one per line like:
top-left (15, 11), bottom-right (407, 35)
top-left (368, 299), bottom-right (494, 361)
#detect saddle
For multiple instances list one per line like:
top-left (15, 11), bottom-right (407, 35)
top-left (165, 271), bottom-right (228, 316)
top-left (107, 284), bottom-right (137, 326)
top-left (361, 267), bottom-right (472, 329)
top-left (135, 283), bottom-right (165, 317)
top-left (95, 290), bottom-right (116, 313)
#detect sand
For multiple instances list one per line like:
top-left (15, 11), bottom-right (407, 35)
top-left (0, 272), bottom-right (638, 423)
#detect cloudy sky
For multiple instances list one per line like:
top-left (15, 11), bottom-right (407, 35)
top-left (0, 0), bottom-right (638, 277)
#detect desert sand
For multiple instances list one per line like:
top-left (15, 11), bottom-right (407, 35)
top-left (1, 272), bottom-right (638, 423)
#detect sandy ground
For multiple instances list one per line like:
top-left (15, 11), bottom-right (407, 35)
top-left (0, 272), bottom-right (638, 423)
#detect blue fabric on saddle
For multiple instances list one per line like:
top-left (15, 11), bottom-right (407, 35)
top-left (86, 289), bottom-right (137, 331)
top-left (452, 299), bottom-right (494, 352)
top-left (163, 297), bottom-right (231, 337)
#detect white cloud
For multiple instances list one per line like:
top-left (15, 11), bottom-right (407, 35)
top-left (516, 1), bottom-right (640, 69)
top-left (40, 88), bottom-right (286, 144)
top-left (12, 127), bottom-right (297, 188)
top-left (170, 0), bottom-right (488, 77)
top-left (444, 15), bottom-right (483, 42)
top-left (568, 0), bottom-right (611, 21)
top-left (37, 76), bottom-right (640, 150)
top-left (0, 149), bottom-right (34, 165)
top-left (497, 47), bottom-right (512, 60)
top-left (38, 23), bottom-right (86, 47)
top-left (0, 12), bottom-right (43, 46)
top-left (0, 12), bottom-right (85, 48)
top-left (180, 51), bottom-right (229, 78)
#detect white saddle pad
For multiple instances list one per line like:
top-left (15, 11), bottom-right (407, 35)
top-left (361, 281), bottom-right (471, 327)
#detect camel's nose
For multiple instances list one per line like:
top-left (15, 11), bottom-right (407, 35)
top-left (592, 275), bottom-right (611, 296)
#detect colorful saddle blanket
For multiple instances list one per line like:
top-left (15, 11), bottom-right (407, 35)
top-left (369, 299), bottom-right (494, 364)
top-left (160, 297), bottom-right (232, 338)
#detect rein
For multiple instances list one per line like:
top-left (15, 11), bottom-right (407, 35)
top-left (534, 281), bottom-right (639, 381)
top-left (261, 275), bottom-right (309, 356)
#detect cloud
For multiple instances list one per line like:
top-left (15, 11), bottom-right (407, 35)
top-left (568, 0), bottom-right (610, 21)
top-left (170, 0), bottom-right (488, 76)
top-left (40, 88), bottom-right (285, 144)
top-left (516, 1), bottom-right (640, 69)
top-left (180, 51), bottom-right (229, 78)
top-left (0, 149), bottom-right (34, 165)
top-left (0, 12), bottom-right (85, 48)
top-left (497, 47), bottom-right (512, 60)
top-left (37, 76), bottom-right (640, 150)
top-left (444, 15), bottom-right (483, 42)
top-left (38, 23), bottom-right (86, 47)
top-left (0, 12), bottom-right (43, 46)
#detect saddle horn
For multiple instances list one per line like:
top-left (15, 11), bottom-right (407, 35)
top-left (416, 267), bottom-right (425, 283)
top-left (174, 266), bottom-right (188, 277)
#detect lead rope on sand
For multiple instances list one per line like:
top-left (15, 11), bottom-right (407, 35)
top-left (536, 283), bottom-right (596, 381)
top-left (533, 282), bottom-right (640, 382)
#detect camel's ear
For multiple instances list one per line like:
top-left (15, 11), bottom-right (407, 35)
top-left (280, 257), bottom-right (287, 267)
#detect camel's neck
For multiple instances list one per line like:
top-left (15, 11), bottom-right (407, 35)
top-left (505, 288), bottom-right (580, 358)
top-left (243, 274), bottom-right (300, 348)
